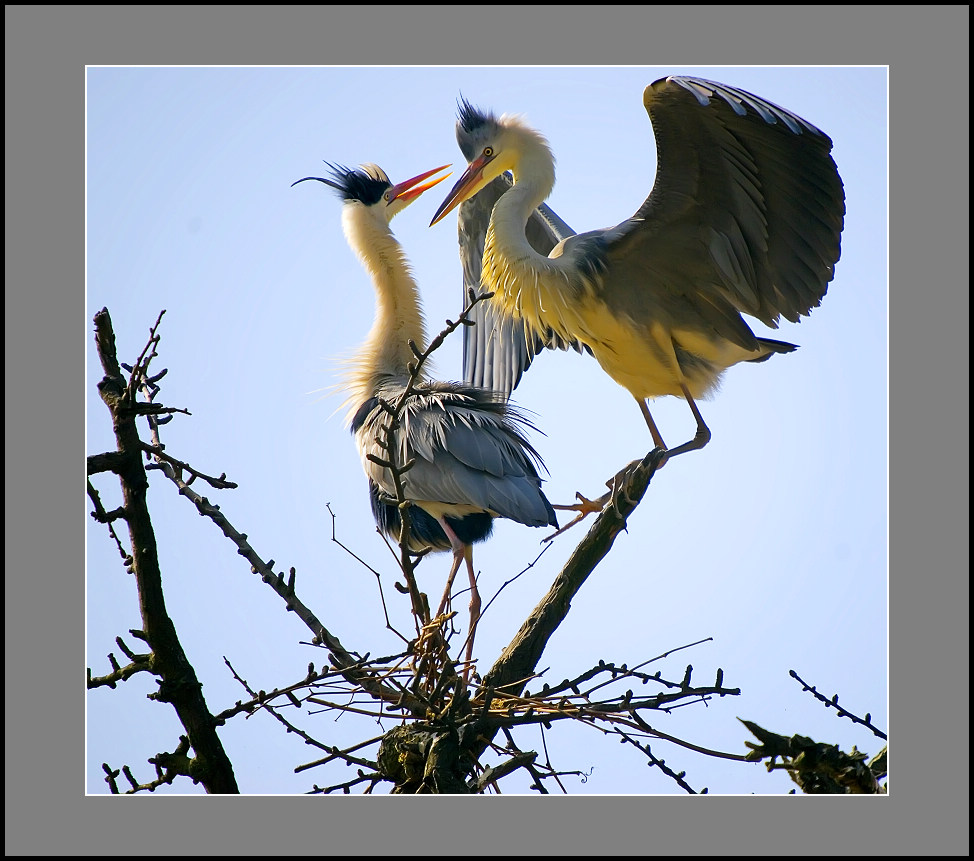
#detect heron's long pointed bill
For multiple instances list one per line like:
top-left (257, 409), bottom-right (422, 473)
top-left (389, 164), bottom-right (452, 205)
top-left (429, 153), bottom-right (494, 226)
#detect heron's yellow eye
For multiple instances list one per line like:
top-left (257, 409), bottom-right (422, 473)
top-left (483, 147), bottom-right (493, 158)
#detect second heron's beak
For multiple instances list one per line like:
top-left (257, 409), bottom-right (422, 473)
top-left (429, 151), bottom-right (495, 226)
top-left (388, 164), bottom-right (453, 206)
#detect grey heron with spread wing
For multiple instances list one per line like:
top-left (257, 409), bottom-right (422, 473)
top-left (293, 163), bottom-right (557, 672)
top-left (432, 76), bottom-right (845, 478)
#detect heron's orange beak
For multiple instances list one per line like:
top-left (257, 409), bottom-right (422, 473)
top-left (429, 151), bottom-right (495, 226)
top-left (388, 164), bottom-right (453, 206)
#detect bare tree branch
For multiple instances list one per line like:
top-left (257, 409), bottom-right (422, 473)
top-left (89, 307), bottom-right (239, 794)
top-left (789, 669), bottom-right (888, 740)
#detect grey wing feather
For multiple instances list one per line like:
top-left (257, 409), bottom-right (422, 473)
top-left (593, 75), bottom-right (844, 351)
top-left (459, 173), bottom-right (582, 398)
top-left (533, 197), bottom-right (575, 243)
top-left (409, 437), bottom-right (555, 528)
top-left (362, 384), bottom-right (557, 528)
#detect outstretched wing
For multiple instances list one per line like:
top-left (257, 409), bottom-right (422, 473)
top-left (586, 75), bottom-right (845, 354)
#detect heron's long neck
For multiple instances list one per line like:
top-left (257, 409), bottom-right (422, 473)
top-left (483, 145), bottom-right (581, 343)
top-left (343, 208), bottom-right (428, 414)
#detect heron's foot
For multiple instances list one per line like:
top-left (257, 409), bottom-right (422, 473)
top-left (643, 446), bottom-right (670, 471)
top-left (544, 491), bottom-right (611, 542)
top-left (544, 450), bottom-right (666, 542)
top-left (553, 490), bottom-right (610, 516)
top-left (605, 456), bottom-right (658, 514)
top-left (606, 473), bottom-right (633, 517)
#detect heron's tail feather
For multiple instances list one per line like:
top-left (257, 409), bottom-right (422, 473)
top-left (749, 338), bottom-right (798, 364)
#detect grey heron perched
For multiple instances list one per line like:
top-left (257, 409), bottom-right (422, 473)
top-left (293, 162), bottom-right (558, 671)
top-left (431, 76), bottom-right (846, 476)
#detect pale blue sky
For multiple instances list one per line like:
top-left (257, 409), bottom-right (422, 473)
top-left (86, 66), bottom-right (888, 795)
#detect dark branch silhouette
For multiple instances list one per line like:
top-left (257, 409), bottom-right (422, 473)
top-left (89, 307), bottom-right (238, 794)
top-left (789, 669), bottom-right (888, 740)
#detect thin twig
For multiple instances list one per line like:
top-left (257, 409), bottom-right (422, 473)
top-left (790, 670), bottom-right (888, 740)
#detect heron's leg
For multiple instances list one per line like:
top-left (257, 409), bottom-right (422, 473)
top-left (433, 518), bottom-right (466, 616)
top-left (637, 399), bottom-right (668, 451)
top-left (433, 519), bottom-right (480, 680)
top-left (434, 551), bottom-right (464, 620)
top-left (662, 384), bottom-right (712, 460)
top-left (460, 545), bottom-right (480, 679)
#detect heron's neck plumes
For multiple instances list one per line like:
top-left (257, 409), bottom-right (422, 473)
top-left (483, 127), bottom-right (583, 346)
top-left (341, 205), bottom-right (428, 422)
